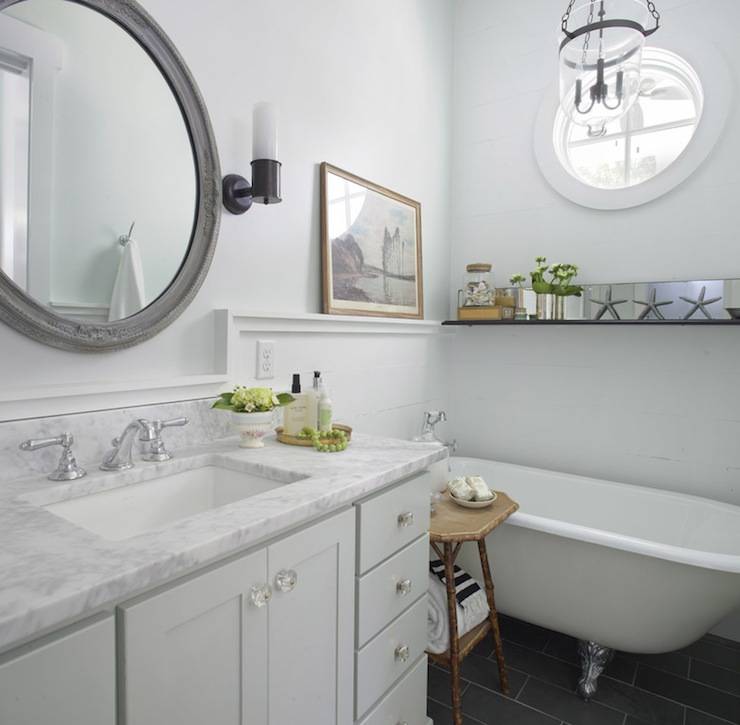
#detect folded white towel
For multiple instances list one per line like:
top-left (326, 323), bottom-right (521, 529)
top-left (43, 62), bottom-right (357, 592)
top-left (427, 572), bottom-right (490, 654)
top-left (109, 238), bottom-right (146, 322)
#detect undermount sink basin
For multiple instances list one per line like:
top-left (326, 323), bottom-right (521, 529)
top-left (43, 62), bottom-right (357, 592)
top-left (43, 465), bottom-right (292, 541)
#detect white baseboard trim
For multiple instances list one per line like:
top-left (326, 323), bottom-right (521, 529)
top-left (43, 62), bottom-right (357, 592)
top-left (0, 310), bottom-right (450, 420)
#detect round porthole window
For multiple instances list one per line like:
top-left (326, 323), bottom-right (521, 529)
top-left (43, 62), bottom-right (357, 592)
top-left (534, 32), bottom-right (730, 211)
top-left (554, 48), bottom-right (703, 190)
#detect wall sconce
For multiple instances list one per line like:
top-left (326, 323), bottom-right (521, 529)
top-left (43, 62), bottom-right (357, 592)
top-left (223, 102), bottom-right (282, 214)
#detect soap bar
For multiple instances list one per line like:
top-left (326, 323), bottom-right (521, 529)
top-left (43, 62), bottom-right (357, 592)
top-left (466, 476), bottom-right (493, 501)
top-left (447, 477), bottom-right (474, 500)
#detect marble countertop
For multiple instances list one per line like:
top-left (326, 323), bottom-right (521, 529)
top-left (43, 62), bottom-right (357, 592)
top-left (0, 433), bottom-right (446, 652)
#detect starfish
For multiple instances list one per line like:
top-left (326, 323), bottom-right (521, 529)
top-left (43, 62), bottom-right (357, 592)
top-left (590, 286), bottom-right (628, 320)
top-left (680, 286), bottom-right (722, 320)
top-left (633, 289), bottom-right (674, 320)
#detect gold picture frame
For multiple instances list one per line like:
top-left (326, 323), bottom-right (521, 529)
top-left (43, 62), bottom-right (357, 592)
top-left (320, 163), bottom-right (423, 319)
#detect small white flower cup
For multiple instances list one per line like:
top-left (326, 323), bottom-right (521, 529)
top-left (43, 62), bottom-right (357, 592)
top-left (232, 411), bottom-right (275, 448)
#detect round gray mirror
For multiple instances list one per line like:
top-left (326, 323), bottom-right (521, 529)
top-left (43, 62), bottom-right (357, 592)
top-left (0, 0), bottom-right (220, 351)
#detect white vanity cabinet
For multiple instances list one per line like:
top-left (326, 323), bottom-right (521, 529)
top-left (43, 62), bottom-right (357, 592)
top-left (120, 508), bottom-right (355, 725)
top-left (0, 613), bottom-right (116, 725)
top-left (354, 472), bottom-right (431, 724)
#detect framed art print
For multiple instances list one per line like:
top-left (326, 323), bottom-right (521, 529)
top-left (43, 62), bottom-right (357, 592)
top-left (320, 163), bottom-right (423, 319)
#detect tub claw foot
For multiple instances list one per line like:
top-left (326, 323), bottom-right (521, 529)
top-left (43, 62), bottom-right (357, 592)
top-left (577, 640), bottom-right (614, 701)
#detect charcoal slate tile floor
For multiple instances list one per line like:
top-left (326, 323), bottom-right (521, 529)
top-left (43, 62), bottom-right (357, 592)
top-left (427, 614), bottom-right (740, 725)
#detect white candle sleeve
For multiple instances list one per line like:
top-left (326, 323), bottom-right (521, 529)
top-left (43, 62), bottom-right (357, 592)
top-left (252, 102), bottom-right (278, 160)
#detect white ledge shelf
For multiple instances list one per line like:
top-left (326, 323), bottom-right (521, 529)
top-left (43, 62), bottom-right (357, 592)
top-left (228, 310), bottom-right (447, 335)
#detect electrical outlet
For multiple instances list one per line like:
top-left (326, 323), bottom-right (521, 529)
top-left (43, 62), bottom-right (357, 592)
top-left (256, 340), bottom-right (275, 379)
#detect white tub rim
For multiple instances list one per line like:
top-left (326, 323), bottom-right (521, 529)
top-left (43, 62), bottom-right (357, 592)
top-left (450, 456), bottom-right (740, 575)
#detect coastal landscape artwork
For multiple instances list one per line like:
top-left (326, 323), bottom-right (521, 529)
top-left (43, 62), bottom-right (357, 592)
top-left (320, 163), bottom-right (423, 319)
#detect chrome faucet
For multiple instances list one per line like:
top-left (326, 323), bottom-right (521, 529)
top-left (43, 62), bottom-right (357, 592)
top-left (101, 417), bottom-right (190, 471)
top-left (138, 417), bottom-right (189, 462)
top-left (100, 419), bottom-right (147, 471)
top-left (20, 433), bottom-right (86, 481)
top-left (416, 410), bottom-right (457, 457)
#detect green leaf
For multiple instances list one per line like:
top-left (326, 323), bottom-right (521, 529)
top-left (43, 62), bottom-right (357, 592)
top-left (212, 400), bottom-right (234, 410)
top-left (275, 392), bottom-right (295, 406)
top-left (554, 284), bottom-right (584, 297)
top-left (532, 281), bottom-right (553, 295)
top-left (219, 392), bottom-right (234, 404)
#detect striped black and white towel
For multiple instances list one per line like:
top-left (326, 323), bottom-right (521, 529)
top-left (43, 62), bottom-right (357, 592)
top-left (429, 559), bottom-right (482, 607)
top-left (427, 560), bottom-right (490, 654)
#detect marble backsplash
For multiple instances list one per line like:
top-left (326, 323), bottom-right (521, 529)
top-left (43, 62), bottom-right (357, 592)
top-left (0, 398), bottom-right (233, 484)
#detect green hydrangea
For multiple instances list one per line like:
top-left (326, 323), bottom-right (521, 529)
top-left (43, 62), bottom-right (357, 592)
top-left (212, 387), bottom-right (293, 413)
top-left (231, 387), bottom-right (279, 412)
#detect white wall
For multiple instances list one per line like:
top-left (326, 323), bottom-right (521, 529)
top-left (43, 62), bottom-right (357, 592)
top-left (0, 0), bottom-right (455, 430)
top-left (450, 0), bottom-right (740, 639)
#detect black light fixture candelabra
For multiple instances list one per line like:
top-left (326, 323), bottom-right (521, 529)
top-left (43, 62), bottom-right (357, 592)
top-left (574, 56), bottom-right (625, 116)
top-left (560, 0), bottom-right (661, 132)
top-left (223, 102), bottom-right (282, 215)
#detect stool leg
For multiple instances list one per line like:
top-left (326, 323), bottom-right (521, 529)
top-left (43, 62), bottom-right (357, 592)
top-left (443, 543), bottom-right (464, 725)
top-left (478, 538), bottom-right (510, 695)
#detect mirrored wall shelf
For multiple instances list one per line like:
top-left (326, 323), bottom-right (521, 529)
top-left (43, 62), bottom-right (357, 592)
top-left (443, 319), bottom-right (740, 326)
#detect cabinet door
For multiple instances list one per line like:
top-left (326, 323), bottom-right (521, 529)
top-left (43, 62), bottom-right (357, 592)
top-left (0, 613), bottom-right (115, 725)
top-left (120, 549), bottom-right (268, 725)
top-left (267, 508), bottom-right (355, 725)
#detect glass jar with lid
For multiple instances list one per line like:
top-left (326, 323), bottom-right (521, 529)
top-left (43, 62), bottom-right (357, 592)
top-left (462, 263), bottom-right (494, 307)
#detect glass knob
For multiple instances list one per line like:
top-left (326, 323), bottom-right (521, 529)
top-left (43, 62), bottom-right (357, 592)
top-left (397, 511), bottom-right (414, 528)
top-left (274, 569), bottom-right (298, 593)
top-left (249, 584), bottom-right (272, 608)
top-left (394, 644), bottom-right (410, 663)
top-left (396, 578), bottom-right (412, 596)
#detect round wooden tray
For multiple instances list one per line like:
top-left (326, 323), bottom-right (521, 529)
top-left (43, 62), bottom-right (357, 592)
top-left (275, 424), bottom-right (353, 447)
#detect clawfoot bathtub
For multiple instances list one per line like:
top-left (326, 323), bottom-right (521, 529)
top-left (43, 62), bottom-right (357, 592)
top-left (452, 457), bottom-right (740, 698)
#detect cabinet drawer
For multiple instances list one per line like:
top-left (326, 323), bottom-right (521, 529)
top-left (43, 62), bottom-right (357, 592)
top-left (356, 595), bottom-right (428, 718)
top-left (357, 472), bottom-right (431, 574)
top-left (357, 655), bottom-right (427, 725)
top-left (357, 534), bottom-right (429, 647)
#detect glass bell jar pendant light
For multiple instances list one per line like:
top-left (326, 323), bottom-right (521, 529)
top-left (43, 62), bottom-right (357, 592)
top-left (560, 0), bottom-right (660, 137)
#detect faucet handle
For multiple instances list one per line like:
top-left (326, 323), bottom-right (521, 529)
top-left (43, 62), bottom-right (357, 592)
top-left (161, 417), bottom-right (189, 430)
top-left (20, 433), bottom-right (86, 481)
top-left (140, 417), bottom-right (189, 462)
top-left (424, 410), bottom-right (447, 426)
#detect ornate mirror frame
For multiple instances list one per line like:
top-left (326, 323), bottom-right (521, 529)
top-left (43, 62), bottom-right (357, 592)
top-left (0, 0), bottom-right (220, 352)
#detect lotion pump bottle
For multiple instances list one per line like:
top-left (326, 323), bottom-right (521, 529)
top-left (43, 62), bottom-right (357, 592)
top-left (305, 371), bottom-right (321, 429)
top-left (283, 373), bottom-right (308, 435)
top-left (318, 381), bottom-right (333, 433)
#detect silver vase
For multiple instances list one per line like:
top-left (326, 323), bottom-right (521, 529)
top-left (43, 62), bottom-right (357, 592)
top-left (554, 296), bottom-right (566, 320)
top-left (536, 293), bottom-right (555, 320)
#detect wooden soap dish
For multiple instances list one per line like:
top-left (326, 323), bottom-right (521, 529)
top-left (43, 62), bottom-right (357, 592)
top-left (275, 424), bottom-right (353, 447)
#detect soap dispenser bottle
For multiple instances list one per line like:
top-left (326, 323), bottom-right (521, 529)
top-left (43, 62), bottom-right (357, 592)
top-left (283, 373), bottom-right (308, 435)
top-left (318, 380), bottom-right (333, 433)
top-left (305, 371), bottom-right (321, 429)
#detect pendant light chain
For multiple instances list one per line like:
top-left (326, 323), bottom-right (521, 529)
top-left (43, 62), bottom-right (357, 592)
top-left (561, 0), bottom-right (577, 34)
top-left (646, 1), bottom-right (661, 25)
top-left (562, 0), bottom-right (661, 36)
top-left (581, 0), bottom-right (596, 67)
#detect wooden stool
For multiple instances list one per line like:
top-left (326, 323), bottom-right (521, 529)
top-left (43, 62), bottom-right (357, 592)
top-left (427, 491), bottom-right (519, 725)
